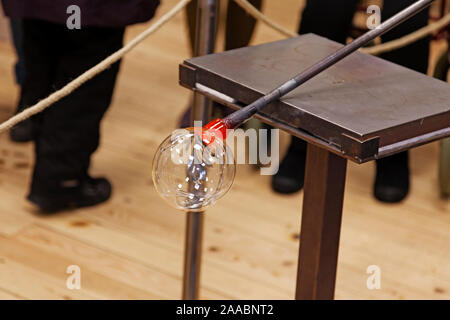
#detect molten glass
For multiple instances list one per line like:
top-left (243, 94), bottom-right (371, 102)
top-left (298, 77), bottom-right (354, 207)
top-left (152, 123), bottom-right (235, 212)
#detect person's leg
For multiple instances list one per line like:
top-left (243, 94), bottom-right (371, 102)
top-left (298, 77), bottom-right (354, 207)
top-left (185, 0), bottom-right (198, 55)
top-left (298, 0), bottom-right (359, 43)
top-left (10, 19), bottom-right (57, 143)
top-left (373, 0), bottom-right (430, 203)
top-left (225, 0), bottom-right (262, 51)
top-left (380, 0), bottom-right (430, 74)
top-left (273, 0), bottom-right (359, 194)
top-left (29, 24), bottom-right (125, 211)
top-left (186, 0), bottom-right (263, 52)
top-left (9, 19), bottom-right (25, 86)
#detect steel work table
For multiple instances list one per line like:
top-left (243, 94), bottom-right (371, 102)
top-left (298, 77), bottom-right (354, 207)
top-left (179, 34), bottom-right (450, 299)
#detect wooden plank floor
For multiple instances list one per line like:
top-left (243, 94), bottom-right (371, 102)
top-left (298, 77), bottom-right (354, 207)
top-left (0, 0), bottom-right (449, 300)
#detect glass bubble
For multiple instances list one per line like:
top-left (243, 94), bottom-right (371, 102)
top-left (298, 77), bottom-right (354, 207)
top-left (152, 127), bottom-right (236, 212)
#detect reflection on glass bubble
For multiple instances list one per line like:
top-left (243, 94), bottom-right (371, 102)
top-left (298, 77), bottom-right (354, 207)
top-left (152, 127), bottom-right (236, 212)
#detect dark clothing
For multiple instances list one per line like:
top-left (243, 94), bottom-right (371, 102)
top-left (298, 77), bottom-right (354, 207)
top-left (298, 0), bottom-right (430, 72)
top-left (1, 0), bottom-right (160, 27)
top-left (379, 0), bottom-right (430, 74)
top-left (5, 0), bottom-right (159, 201)
top-left (9, 19), bottom-right (25, 85)
top-left (299, 0), bottom-right (359, 44)
top-left (19, 19), bottom-right (124, 195)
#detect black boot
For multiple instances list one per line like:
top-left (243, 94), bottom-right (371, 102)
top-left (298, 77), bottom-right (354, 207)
top-left (28, 176), bottom-right (112, 212)
top-left (374, 151), bottom-right (410, 203)
top-left (272, 137), bottom-right (307, 194)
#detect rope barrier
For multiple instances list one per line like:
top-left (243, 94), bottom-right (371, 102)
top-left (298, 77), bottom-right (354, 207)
top-left (0, 0), bottom-right (448, 133)
top-left (234, 0), bottom-right (450, 55)
top-left (0, 0), bottom-right (192, 133)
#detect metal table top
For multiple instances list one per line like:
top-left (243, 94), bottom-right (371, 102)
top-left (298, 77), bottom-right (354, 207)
top-left (179, 34), bottom-right (450, 163)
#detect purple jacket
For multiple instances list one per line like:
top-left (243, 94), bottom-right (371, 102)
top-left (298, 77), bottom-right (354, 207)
top-left (1, 0), bottom-right (160, 27)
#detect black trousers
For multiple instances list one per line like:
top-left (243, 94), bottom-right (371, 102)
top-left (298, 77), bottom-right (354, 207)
top-left (10, 19), bottom-right (25, 85)
top-left (299, 0), bottom-right (430, 73)
top-left (19, 19), bottom-right (124, 195)
top-left (290, 0), bottom-right (430, 154)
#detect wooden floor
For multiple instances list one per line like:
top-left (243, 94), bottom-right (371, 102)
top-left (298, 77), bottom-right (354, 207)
top-left (0, 0), bottom-right (449, 300)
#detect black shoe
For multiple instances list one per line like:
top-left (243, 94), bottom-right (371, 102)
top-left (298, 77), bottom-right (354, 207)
top-left (374, 151), bottom-right (410, 203)
top-left (9, 118), bottom-right (35, 143)
top-left (28, 177), bottom-right (112, 212)
top-left (272, 138), bottom-right (307, 194)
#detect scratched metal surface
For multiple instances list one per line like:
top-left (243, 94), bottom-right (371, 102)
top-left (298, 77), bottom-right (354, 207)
top-left (184, 34), bottom-right (450, 148)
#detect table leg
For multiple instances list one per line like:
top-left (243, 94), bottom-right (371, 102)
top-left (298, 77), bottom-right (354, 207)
top-left (295, 143), bottom-right (347, 300)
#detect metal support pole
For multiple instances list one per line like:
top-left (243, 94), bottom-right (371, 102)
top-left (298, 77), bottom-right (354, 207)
top-left (182, 0), bottom-right (218, 300)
